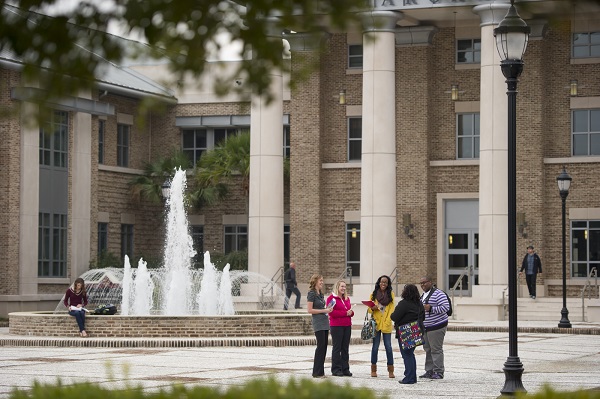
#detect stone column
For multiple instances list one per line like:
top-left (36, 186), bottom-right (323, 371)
top-left (248, 22), bottom-right (284, 280)
top-left (473, 3), bottom-right (511, 299)
top-left (71, 90), bottom-right (92, 280)
top-left (358, 11), bottom-right (401, 288)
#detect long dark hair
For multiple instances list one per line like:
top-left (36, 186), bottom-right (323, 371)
top-left (73, 277), bottom-right (86, 295)
top-left (401, 284), bottom-right (420, 303)
top-left (371, 275), bottom-right (393, 301)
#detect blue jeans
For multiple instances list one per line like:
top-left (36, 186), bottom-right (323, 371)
top-left (398, 340), bottom-right (417, 383)
top-left (68, 310), bottom-right (86, 332)
top-left (371, 330), bottom-right (393, 365)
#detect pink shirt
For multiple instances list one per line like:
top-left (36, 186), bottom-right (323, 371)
top-left (326, 294), bottom-right (354, 327)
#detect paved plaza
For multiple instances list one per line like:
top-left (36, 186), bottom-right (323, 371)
top-left (1, 321), bottom-right (599, 399)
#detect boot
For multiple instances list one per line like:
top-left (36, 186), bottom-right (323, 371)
top-left (388, 365), bottom-right (395, 378)
top-left (370, 364), bottom-right (377, 377)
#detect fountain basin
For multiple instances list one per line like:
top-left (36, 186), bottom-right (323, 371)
top-left (8, 311), bottom-right (313, 338)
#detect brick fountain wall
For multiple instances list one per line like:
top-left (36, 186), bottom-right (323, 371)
top-left (9, 311), bottom-right (314, 338)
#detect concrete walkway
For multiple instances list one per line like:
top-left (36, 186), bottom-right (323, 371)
top-left (1, 321), bottom-right (599, 399)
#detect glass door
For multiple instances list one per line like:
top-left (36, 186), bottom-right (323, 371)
top-left (445, 230), bottom-right (478, 296)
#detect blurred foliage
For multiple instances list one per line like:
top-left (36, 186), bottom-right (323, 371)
top-left (0, 0), bottom-right (368, 117)
top-left (517, 385), bottom-right (600, 399)
top-left (200, 250), bottom-right (248, 271)
top-left (89, 250), bottom-right (122, 269)
top-left (9, 378), bottom-right (383, 399)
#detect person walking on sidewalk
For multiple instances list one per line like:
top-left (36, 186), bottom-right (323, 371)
top-left (368, 275), bottom-right (396, 378)
top-left (327, 280), bottom-right (354, 377)
top-left (391, 284), bottom-right (425, 384)
top-left (284, 261), bottom-right (302, 310)
top-left (419, 276), bottom-right (449, 380)
top-left (519, 245), bottom-right (542, 299)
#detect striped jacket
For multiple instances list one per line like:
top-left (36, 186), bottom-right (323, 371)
top-left (420, 288), bottom-right (449, 331)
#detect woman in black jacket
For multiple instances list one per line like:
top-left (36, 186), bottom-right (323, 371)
top-left (391, 284), bottom-right (425, 384)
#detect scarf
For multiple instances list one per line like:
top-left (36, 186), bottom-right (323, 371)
top-left (376, 290), bottom-right (391, 306)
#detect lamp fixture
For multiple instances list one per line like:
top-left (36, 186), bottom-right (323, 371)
top-left (161, 179), bottom-right (172, 200)
top-left (451, 84), bottom-right (459, 101)
top-left (448, 234), bottom-right (453, 245)
top-left (517, 212), bottom-right (528, 238)
top-left (351, 227), bottom-right (357, 239)
top-left (570, 80), bottom-right (578, 96)
top-left (403, 214), bottom-right (415, 238)
top-left (339, 89), bottom-right (346, 105)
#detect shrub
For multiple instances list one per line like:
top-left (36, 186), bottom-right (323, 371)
top-left (9, 378), bottom-right (381, 399)
top-left (518, 386), bottom-right (600, 399)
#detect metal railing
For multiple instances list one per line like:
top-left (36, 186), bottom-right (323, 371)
top-left (502, 286), bottom-right (509, 321)
top-left (389, 266), bottom-right (400, 296)
top-left (448, 265), bottom-right (473, 320)
top-left (260, 266), bottom-right (284, 310)
top-left (581, 267), bottom-right (598, 322)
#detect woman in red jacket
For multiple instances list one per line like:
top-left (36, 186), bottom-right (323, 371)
top-left (327, 280), bottom-right (354, 377)
top-left (63, 278), bottom-right (89, 337)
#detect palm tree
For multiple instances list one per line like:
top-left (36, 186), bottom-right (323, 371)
top-left (128, 148), bottom-right (192, 204)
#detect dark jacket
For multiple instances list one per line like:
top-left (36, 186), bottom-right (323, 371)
top-left (284, 267), bottom-right (297, 289)
top-left (520, 253), bottom-right (542, 274)
top-left (390, 298), bottom-right (425, 330)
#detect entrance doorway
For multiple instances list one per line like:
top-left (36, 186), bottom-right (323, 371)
top-left (444, 200), bottom-right (479, 295)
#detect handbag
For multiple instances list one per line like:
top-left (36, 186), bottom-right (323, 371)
top-left (360, 310), bottom-right (377, 340)
top-left (397, 320), bottom-right (424, 350)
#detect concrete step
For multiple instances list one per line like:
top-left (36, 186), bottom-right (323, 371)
top-left (515, 297), bottom-right (586, 322)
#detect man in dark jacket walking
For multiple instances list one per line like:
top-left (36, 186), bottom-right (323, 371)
top-left (519, 245), bottom-right (542, 299)
top-left (284, 262), bottom-right (302, 310)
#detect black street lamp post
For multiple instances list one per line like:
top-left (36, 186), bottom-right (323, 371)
top-left (493, 0), bottom-right (530, 395)
top-left (161, 179), bottom-right (172, 200)
top-left (557, 167), bottom-right (572, 328)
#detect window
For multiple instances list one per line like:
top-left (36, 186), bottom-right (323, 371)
top-left (98, 222), bottom-right (108, 257)
top-left (214, 128), bottom-right (243, 147)
top-left (283, 126), bottom-right (290, 158)
top-left (98, 120), bottom-right (105, 164)
top-left (224, 225), bottom-right (248, 254)
top-left (348, 117), bottom-right (362, 161)
top-left (120, 224), bottom-right (134, 259)
top-left (39, 110), bottom-right (68, 168)
top-left (571, 221), bottom-right (600, 277)
top-left (572, 109), bottom-right (600, 156)
top-left (457, 39), bottom-right (481, 64)
top-left (117, 124), bottom-right (130, 167)
top-left (457, 113), bottom-right (480, 159)
top-left (191, 225), bottom-right (204, 266)
top-left (346, 223), bottom-right (360, 277)
top-left (284, 224), bottom-right (290, 268)
top-left (182, 129), bottom-right (207, 166)
top-left (348, 44), bottom-right (363, 68)
top-left (38, 213), bottom-right (67, 277)
top-left (572, 32), bottom-right (600, 58)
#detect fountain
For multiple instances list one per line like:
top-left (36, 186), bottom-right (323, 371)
top-left (9, 168), bottom-right (313, 339)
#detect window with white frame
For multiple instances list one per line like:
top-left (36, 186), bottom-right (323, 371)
top-left (346, 223), bottom-right (360, 277)
top-left (457, 113), bottom-right (480, 159)
top-left (39, 110), bottom-right (68, 168)
top-left (224, 225), bottom-right (248, 254)
top-left (572, 109), bottom-right (600, 156)
top-left (571, 220), bottom-right (600, 277)
top-left (38, 213), bottom-right (67, 277)
top-left (121, 224), bottom-right (134, 260)
top-left (457, 39), bottom-right (481, 64)
top-left (572, 32), bottom-right (600, 58)
top-left (348, 117), bottom-right (362, 161)
top-left (117, 124), bottom-right (130, 167)
top-left (348, 44), bottom-right (363, 68)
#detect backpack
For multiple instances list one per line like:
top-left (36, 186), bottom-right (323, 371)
top-left (424, 288), bottom-right (453, 316)
top-left (94, 304), bottom-right (117, 315)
